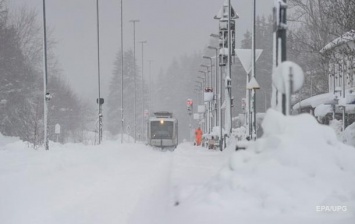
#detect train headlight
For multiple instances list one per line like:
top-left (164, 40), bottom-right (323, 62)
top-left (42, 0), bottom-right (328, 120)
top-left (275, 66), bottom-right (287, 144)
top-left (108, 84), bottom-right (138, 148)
top-left (160, 119), bottom-right (164, 125)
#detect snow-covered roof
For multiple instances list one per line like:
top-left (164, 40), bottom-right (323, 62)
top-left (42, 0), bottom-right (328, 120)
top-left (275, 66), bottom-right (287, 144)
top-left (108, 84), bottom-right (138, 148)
top-left (294, 88), bottom-right (355, 111)
top-left (320, 30), bottom-right (355, 54)
top-left (293, 92), bottom-right (335, 111)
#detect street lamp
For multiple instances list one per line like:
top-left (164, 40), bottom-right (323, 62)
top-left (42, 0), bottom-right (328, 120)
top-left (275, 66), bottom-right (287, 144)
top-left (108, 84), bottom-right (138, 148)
top-left (129, 19), bottom-right (139, 143)
top-left (198, 71), bottom-right (207, 133)
top-left (139, 40), bottom-right (147, 140)
top-left (200, 64), bottom-right (211, 134)
top-left (208, 46), bottom-right (219, 128)
top-left (203, 58), bottom-right (213, 133)
top-left (209, 35), bottom-right (223, 150)
top-left (201, 64), bottom-right (212, 133)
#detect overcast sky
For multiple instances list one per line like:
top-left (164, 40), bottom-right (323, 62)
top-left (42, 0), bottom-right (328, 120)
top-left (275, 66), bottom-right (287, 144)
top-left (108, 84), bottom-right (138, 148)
top-left (8, 0), bottom-right (273, 104)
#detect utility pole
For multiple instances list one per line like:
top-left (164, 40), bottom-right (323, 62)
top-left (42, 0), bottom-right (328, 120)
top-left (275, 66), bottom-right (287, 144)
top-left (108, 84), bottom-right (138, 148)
top-left (201, 64), bottom-right (210, 133)
top-left (129, 19), bottom-right (139, 143)
top-left (251, 0), bottom-right (257, 140)
top-left (148, 60), bottom-right (153, 114)
top-left (42, 0), bottom-right (51, 150)
top-left (227, 0), bottom-right (232, 136)
top-left (96, 0), bottom-right (103, 144)
top-left (120, 0), bottom-right (124, 143)
top-left (199, 70), bottom-right (207, 133)
top-left (139, 40), bottom-right (147, 140)
top-left (208, 46), bottom-right (219, 127)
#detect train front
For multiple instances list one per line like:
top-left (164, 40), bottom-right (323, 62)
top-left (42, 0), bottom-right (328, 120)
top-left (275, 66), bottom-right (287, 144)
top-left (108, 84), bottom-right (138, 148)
top-left (148, 118), bottom-right (178, 149)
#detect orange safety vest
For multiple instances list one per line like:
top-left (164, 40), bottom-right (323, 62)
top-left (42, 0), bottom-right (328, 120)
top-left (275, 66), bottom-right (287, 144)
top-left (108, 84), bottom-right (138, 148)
top-left (195, 129), bottom-right (203, 145)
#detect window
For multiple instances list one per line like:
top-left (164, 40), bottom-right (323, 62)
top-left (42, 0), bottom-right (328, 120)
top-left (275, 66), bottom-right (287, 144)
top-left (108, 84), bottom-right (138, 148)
top-left (151, 121), bottom-right (174, 139)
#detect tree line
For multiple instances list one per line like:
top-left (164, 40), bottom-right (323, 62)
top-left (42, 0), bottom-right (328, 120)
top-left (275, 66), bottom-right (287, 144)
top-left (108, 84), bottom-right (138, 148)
top-left (0, 1), bottom-right (92, 147)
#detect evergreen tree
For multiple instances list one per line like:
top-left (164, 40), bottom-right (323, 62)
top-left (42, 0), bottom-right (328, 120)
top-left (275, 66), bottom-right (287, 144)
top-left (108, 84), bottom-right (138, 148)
top-left (107, 49), bottom-right (140, 137)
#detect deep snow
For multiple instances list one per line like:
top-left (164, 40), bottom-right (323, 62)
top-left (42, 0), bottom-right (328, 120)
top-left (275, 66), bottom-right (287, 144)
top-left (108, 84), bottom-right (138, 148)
top-left (1, 109), bottom-right (355, 224)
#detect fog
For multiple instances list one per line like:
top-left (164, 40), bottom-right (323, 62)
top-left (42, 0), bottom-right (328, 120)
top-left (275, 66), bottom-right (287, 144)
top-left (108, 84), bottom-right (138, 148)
top-left (9, 0), bottom-right (273, 103)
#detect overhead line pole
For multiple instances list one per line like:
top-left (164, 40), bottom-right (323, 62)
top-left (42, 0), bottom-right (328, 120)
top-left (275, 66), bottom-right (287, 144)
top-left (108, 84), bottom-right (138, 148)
top-left (42, 0), bottom-right (50, 150)
top-left (120, 0), bottom-right (124, 143)
top-left (251, 0), bottom-right (256, 140)
top-left (129, 19), bottom-right (139, 143)
top-left (148, 60), bottom-right (153, 115)
top-left (208, 46), bottom-right (219, 127)
top-left (96, 0), bottom-right (103, 144)
top-left (227, 0), bottom-right (232, 135)
top-left (139, 40), bottom-right (147, 141)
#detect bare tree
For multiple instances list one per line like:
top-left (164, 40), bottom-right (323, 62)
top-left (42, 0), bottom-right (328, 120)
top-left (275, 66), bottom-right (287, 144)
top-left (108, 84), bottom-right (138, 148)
top-left (287, 0), bottom-right (355, 100)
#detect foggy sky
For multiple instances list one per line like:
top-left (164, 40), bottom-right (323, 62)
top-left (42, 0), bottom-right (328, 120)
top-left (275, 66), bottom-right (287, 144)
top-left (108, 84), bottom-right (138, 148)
top-left (9, 0), bottom-right (273, 105)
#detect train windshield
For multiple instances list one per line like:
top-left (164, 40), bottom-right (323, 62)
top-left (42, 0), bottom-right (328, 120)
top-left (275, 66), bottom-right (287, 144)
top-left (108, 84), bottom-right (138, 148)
top-left (151, 120), bottom-right (174, 139)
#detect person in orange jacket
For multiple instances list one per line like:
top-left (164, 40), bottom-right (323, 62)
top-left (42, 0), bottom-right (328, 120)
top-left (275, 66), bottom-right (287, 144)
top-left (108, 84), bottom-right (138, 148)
top-left (195, 127), bottom-right (203, 146)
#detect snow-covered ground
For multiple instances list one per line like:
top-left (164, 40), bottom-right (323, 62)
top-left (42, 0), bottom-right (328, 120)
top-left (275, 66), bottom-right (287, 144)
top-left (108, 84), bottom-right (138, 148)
top-left (1, 109), bottom-right (355, 224)
top-left (0, 140), bottom-right (172, 224)
top-left (0, 134), bottom-right (231, 224)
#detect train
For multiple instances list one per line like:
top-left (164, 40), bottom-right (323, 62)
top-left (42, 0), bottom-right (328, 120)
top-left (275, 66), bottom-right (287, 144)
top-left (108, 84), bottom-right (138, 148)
top-left (147, 111), bottom-right (178, 149)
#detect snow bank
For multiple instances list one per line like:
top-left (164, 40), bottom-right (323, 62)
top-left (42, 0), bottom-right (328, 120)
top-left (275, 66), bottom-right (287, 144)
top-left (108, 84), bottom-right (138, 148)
top-left (343, 122), bottom-right (355, 147)
top-left (0, 132), bottom-right (26, 150)
top-left (163, 109), bottom-right (355, 224)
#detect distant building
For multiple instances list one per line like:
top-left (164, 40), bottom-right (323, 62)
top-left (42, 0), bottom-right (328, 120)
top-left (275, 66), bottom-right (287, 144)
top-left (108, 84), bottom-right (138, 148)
top-left (293, 30), bottom-right (355, 129)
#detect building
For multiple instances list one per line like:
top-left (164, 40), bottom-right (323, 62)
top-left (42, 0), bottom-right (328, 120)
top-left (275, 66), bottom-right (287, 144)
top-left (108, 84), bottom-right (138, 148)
top-left (293, 30), bottom-right (355, 130)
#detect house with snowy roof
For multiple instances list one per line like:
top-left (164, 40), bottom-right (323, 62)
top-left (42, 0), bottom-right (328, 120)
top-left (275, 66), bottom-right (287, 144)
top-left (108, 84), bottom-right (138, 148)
top-left (293, 30), bottom-right (355, 130)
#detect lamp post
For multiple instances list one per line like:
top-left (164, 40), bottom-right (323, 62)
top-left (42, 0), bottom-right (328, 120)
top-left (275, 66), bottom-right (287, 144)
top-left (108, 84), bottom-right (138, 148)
top-left (199, 71), bottom-right (207, 133)
top-left (139, 40), bottom-right (147, 140)
top-left (42, 0), bottom-right (50, 150)
top-left (200, 65), bottom-right (211, 133)
top-left (129, 19), bottom-right (139, 143)
top-left (203, 55), bottom-right (217, 130)
top-left (208, 47), bottom-right (219, 128)
top-left (203, 57), bottom-right (214, 133)
top-left (210, 35), bottom-right (223, 149)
